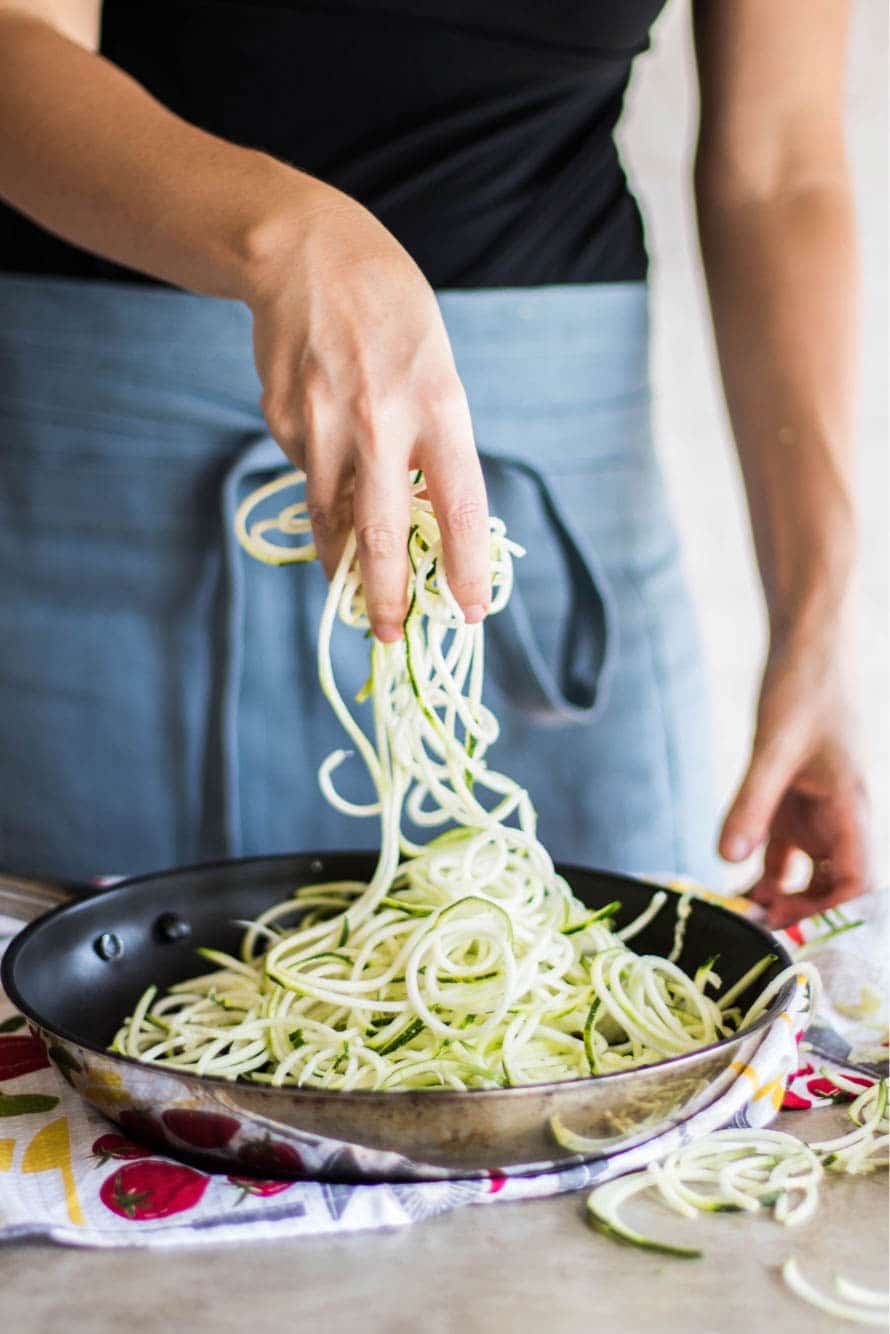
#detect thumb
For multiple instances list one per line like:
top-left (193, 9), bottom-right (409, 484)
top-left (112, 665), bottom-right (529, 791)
top-left (719, 730), bottom-right (798, 863)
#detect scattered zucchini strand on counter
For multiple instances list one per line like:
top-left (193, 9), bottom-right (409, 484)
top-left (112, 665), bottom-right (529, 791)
top-left (113, 472), bottom-right (809, 1090)
top-left (584, 1076), bottom-right (888, 1320)
top-left (782, 1259), bottom-right (890, 1328)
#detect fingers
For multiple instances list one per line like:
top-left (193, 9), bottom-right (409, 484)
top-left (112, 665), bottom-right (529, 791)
top-left (298, 378), bottom-right (413, 634)
top-left (267, 347), bottom-right (487, 636)
top-left (747, 790), bottom-right (869, 929)
top-left (747, 837), bottom-right (814, 929)
top-left (419, 391), bottom-right (491, 623)
top-left (719, 731), bottom-right (798, 864)
top-left (352, 452), bottom-right (412, 642)
top-left (751, 849), bottom-right (867, 928)
top-left (754, 838), bottom-right (799, 898)
top-left (751, 866), bottom-right (864, 930)
top-left (305, 464), bottom-right (354, 581)
top-left (261, 362), bottom-right (354, 577)
top-left (300, 389), bottom-right (355, 580)
top-left (306, 415), bottom-right (413, 639)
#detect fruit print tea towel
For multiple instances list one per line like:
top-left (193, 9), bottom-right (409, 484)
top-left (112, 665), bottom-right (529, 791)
top-left (0, 892), bottom-right (885, 1249)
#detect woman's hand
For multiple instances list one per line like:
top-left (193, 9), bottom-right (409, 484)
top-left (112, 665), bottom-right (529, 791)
top-left (243, 182), bottom-right (491, 642)
top-left (719, 631), bottom-right (870, 928)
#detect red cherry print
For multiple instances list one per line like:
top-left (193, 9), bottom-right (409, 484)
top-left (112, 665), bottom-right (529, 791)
top-left (0, 1033), bottom-right (50, 1080)
top-left (227, 1176), bottom-right (294, 1204)
top-left (100, 1161), bottom-right (209, 1221)
top-left (92, 1133), bottom-right (156, 1166)
top-left (781, 1089), bottom-right (813, 1110)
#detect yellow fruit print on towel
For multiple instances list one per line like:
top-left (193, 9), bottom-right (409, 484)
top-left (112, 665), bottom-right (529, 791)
top-left (729, 1060), bottom-right (785, 1111)
top-left (21, 1117), bottom-right (85, 1226)
top-left (0, 1139), bottom-right (14, 1171)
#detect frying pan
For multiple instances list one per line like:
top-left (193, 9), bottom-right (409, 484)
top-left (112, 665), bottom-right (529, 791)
top-left (0, 853), bottom-right (792, 1182)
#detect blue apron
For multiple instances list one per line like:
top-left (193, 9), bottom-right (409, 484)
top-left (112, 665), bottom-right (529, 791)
top-left (0, 274), bottom-right (721, 885)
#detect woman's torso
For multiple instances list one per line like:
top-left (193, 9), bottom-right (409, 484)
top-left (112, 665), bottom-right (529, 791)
top-left (1, 0), bottom-right (667, 288)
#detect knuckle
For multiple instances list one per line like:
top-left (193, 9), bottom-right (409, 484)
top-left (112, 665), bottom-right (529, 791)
top-left (366, 596), bottom-right (406, 623)
top-left (350, 387), bottom-right (390, 451)
top-left (300, 359), bottom-right (331, 401)
top-left (357, 523), bottom-right (402, 560)
top-left (350, 385), bottom-right (376, 430)
top-left (307, 497), bottom-right (351, 539)
top-left (300, 393), bottom-right (329, 441)
top-left (262, 396), bottom-right (302, 449)
top-left (351, 386), bottom-right (416, 461)
top-left (449, 576), bottom-right (490, 603)
top-left (425, 376), bottom-right (469, 424)
top-left (443, 498), bottom-right (487, 538)
top-left (300, 375), bottom-right (339, 441)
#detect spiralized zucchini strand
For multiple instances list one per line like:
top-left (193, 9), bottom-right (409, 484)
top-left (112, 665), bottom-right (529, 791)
top-left (782, 1259), bottom-right (889, 1327)
top-left (584, 1079), bottom-right (888, 1264)
top-left (113, 473), bottom-right (803, 1091)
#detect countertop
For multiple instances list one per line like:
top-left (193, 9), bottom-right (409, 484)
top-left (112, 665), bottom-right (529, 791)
top-left (1, 1103), bottom-right (886, 1334)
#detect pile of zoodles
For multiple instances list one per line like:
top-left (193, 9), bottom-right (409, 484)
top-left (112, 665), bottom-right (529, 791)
top-left (112, 473), bottom-right (813, 1091)
top-left (582, 1072), bottom-right (888, 1323)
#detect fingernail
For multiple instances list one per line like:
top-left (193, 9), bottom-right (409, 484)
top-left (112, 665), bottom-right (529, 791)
top-left (722, 833), bottom-right (751, 861)
top-left (463, 604), bottom-right (488, 624)
top-left (375, 624), bottom-right (403, 643)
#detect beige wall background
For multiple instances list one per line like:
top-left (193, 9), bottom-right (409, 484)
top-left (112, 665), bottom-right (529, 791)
top-left (618, 0), bottom-right (888, 888)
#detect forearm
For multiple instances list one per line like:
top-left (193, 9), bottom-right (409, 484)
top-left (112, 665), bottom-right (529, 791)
top-left (696, 172), bottom-right (858, 647)
top-left (0, 12), bottom-right (326, 299)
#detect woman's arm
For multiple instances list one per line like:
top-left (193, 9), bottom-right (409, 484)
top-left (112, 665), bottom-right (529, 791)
top-left (0, 2), bottom-right (491, 639)
top-left (693, 0), bottom-right (868, 925)
top-left (0, 3), bottom-right (309, 298)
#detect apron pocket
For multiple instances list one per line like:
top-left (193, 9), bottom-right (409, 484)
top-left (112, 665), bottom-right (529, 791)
top-left (480, 452), bottom-right (616, 728)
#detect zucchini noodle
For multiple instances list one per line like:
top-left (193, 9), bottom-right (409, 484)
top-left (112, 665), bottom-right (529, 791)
top-left (113, 472), bottom-right (807, 1091)
top-left (782, 1261), bottom-right (889, 1327)
top-left (586, 1127), bottom-right (825, 1254)
top-left (811, 1071), bottom-right (889, 1173)
top-left (585, 1077), bottom-right (888, 1269)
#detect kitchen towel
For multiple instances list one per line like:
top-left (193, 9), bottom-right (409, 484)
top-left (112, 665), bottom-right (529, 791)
top-left (0, 894), bottom-right (885, 1249)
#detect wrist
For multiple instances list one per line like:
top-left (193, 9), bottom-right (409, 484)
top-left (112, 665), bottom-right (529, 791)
top-left (229, 158), bottom-right (349, 305)
top-left (765, 530), bottom-right (856, 651)
top-left (767, 586), bottom-right (849, 653)
top-left (764, 592), bottom-right (858, 706)
top-left (211, 154), bottom-right (330, 304)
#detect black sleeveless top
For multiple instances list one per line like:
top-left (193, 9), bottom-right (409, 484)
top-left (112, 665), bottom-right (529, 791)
top-left (1, 1), bottom-right (667, 288)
